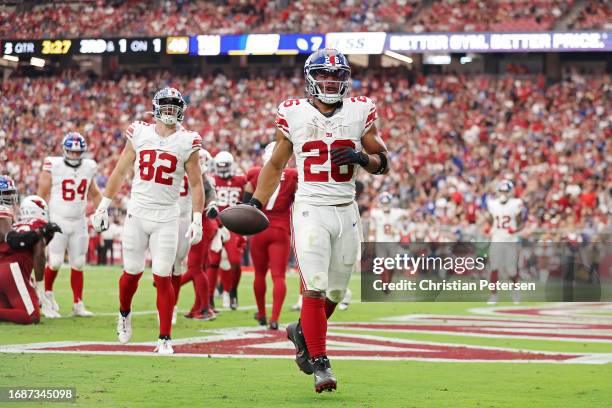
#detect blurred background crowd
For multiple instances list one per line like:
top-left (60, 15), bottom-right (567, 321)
top-left (2, 68), bottom-right (609, 245)
top-left (0, 0), bottom-right (609, 39)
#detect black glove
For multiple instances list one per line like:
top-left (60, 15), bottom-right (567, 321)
top-left (247, 198), bottom-right (263, 210)
top-left (330, 147), bottom-right (369, 167)
top-left (40, 222), bottom-right (62, 242)
top-left (206, 203), bottom-right (219, 219)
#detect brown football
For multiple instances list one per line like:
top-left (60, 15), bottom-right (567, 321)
top-left (219, 204), bottom-right (269, 235)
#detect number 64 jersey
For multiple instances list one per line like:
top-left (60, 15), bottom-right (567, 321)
top-left (42, 156), bottom-right (97, 220)
top-left (276, 96), bottom-right (377, 205)
top-left (126, 121), bottom-right (201, 222)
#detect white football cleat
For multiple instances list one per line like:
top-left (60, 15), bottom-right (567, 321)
top-left (45, 291), bottom-right (60, 312)
top-left (222, 291), bottom-right (230, 309)
top-left (172, 306), bottom-right (177, 325)
top-left (338, 302), bottom-right (349, 311)
top-left (72, 301), bottom-right (94, 317)
top-left (41, 303), bottom-right (61, 318)
top-left (154, 338), bottom-right (174, 354)
top-left (487, 294), bottom-right (498, 305)
top-left (117, 312), bottom-right (132, 344)
top-left (290, 295), bottom-right (303, 311)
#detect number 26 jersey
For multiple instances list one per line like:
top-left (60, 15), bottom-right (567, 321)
top-left (276, 96), bottom-right (377, 206)
top-left (126, 121), bottom-right (201, 222)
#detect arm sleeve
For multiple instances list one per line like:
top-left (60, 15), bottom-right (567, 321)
top-left (363, 98), bottom-right (378, 136)
top-left (275, 103), bottom-right (291, 141)
top-left (204, 179), bottom-right (217, 203)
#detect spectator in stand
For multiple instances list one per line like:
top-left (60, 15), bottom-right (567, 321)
top-left (1, 69), bottom-right (609, 245)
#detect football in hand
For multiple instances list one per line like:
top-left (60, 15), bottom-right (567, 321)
top-left (219, 204), bottom-right (269, 235)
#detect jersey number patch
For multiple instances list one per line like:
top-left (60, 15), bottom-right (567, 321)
top-left (303, 140), bottom-right (355, 183)
top-left (139, 150), bottom-right (177, 186)
top-left (61, 179), bottom-right (88, 201)
top-left (495, 215), bottom-right (511, 230)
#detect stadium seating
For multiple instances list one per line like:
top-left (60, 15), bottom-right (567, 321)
top-left (568, 0), bottom-right (611, 30)
top-left (2, 70), bottom-right (609, 240)
top-left (0, 0), bottom-right (605, 38)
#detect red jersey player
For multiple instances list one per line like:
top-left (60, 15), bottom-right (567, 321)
top-left (0, 196), bottom-right (60, 324)
top-left (244, 142), bottom-right (297, 330)
top-left (210, 151), bottom-right (246, 310)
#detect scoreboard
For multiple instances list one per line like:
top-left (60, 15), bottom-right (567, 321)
top-left (2, 38), bottom-right (164, 56)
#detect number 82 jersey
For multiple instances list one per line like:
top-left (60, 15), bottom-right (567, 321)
top-left (276, 96), bottom-right (377, 205)
top-left (126, 121), bottom-right (201, 222)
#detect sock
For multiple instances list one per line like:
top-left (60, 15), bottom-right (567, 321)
top-left (192, 268), bottom-right (210, 312)
top-left (180, 268), bottom-right (193, 286)
top-left (300, 296), bottom-right (327, 359)
top-left (231, 264), bottom-right (241, 294)
top-left (119, 271), bottom-right (143, 314)
top-left (171, 275), bottom-right (182, 305)
top-left (270, 274), bottom-right (286, 322)
top-left (207, 265), bottom-right (219, 297)
top-left (44, 266), bottom-right (58, 292)
top-left (490, 270), bottom-right (499, 294)
top-left (253, 270), bottom-right (267, 319)
top-left (154, 275), bottom-right (175, 338)
top-left (324, 298), bottom-right (337, 320)
top-left (220, 268), bottom-right (232, 293)
top-left (70, 269), bottom-right (84, 303)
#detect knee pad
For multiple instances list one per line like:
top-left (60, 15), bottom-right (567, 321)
top-left (152, 261), bottom-right (173, 277)
top-left (326, 289), bottom-right (346, 304)
top-left (70, 255), bottom-right (85, 271)
top-left (47, 253), bottom-right (63, 271)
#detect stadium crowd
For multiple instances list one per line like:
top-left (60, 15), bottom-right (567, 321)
top-left (2, 69), bottom-right (609, 243)
top-left (0, 0), bottom-right (608, 39)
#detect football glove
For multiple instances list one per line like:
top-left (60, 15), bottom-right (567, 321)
top-left (205, 202), bottom-right (219, 219)
top-left (91, 197), bottom-right (112, 232)
top-left (330, 147), bottom-right (369, 167)
top-left (186, 212), bottom-right (203, 245)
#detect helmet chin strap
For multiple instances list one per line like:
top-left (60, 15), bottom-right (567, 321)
top-left (64, 157), bottom-right (82, 168)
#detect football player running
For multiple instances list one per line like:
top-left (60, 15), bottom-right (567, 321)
top-left (210, 151), bottom-right (246, 310)
top-left (37, 132), bottom-right (102, 317)
top-left (486, 180), bottom-right (524, 304)
top-left (91, 87), bottom-right (205, 354)
top-left (250, 48), bottom-right (389, 392)
top-left (174, 148), bottom-right (219, 322)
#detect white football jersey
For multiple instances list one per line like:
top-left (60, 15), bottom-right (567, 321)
top-left (370, 208), bottom-right (406, 242)
top-left (177, 175), bottom-right (192, 216)
top-left (42, 156), bottom-right (97, 220)
top-left (125, 121), bottom-right (201, 222)
top-left (488, 197), bottom-right (523, 242)
top-left (276, 96), bottom-right (377, 205)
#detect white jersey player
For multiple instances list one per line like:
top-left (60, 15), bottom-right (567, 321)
top-left (486, 180), bottom-right (524, 304)
top-left (250, 48), bottom-right (389, 393)
top-left (91, 87), bottom-right (205, 354)
top-left (37, 132), bottom-right (102, 317)
top-left (369, 192), bottom-right (407, 242)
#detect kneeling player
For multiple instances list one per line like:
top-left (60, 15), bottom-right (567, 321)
top-left (0, 196), bottom-right (60, 324)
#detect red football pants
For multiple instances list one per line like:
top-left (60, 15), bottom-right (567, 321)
top-left (251, 227), bottom-right (290, 322)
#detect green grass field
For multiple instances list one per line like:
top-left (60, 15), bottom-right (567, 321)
top-left (1, 266), bottom-right (611, 408)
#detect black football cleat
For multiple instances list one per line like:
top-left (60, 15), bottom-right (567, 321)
top-left (313, 356), bottom-right (337, 393)
top-left (253, 312), bottom-right (267, 326)
top-left (229, 288), bottom-right (238, 310)
top-left (269, 320), bottom-right (279, 330)
top-left (286, 321), bottom-right (314, 375)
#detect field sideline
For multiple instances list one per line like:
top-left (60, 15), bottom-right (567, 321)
top-left (1, 266), bottom-right (611, 408)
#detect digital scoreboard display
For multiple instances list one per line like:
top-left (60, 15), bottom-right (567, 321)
top-left (2, 38), bottom-right (164, 56)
